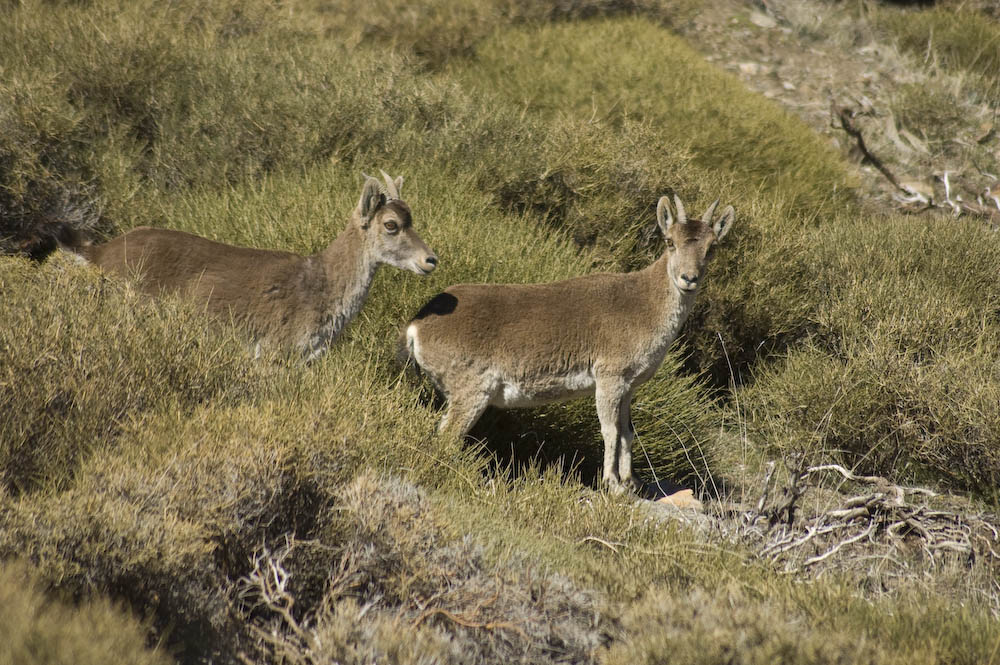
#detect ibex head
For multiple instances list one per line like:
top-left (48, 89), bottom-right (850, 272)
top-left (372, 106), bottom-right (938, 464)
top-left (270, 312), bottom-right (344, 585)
top-left (357, 171), bottom-right (438, 275)
top-left (656, 195), bottom-right (733, 294)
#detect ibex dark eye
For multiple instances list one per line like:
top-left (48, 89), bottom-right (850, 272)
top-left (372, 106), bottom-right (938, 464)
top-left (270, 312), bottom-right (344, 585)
top-left (384, 222), bottom-right (399, 232)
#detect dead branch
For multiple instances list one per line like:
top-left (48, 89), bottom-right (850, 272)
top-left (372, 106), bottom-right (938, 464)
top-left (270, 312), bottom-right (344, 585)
top-left (831, 102), bottom-right (906, 192)
top-left (804, 523), bottom-right (875, 567)
top-left (245, 540), bottom-right (310, 644)
top-left (412, 606), bottom-right (529, 640)
top-left (578, 536), bottom-right (623, 554)
top-left (831, 103), bottom-right (1000, 228)
top-left (806, 463), bottom-right (937, 500)
top-left (240, 539), bottom-right (315, 665)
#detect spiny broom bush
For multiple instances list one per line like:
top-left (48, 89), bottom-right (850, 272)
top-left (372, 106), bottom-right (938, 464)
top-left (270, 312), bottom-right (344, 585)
top-left (605, 586), bottom-right (899, 665)
top-left (740, 216), bottom-right (1000, 494)
top-left (453, 18), bottom-right (855, 226)
top-left (296, 472), bottom-right (610, 665)
top-left (294, 0), bottom-right (702, 71)
top-left (0, 560), bottom-right (172, 665)
top-left (0, 0), bottom-right (463, 237)
top-left (1, 388), bottom-right (607, 663)
top-left (0, 253), bottom-right (272, 495)
top-left (0, 356), bottom-right (451, 662)
top-left (606, 580), bottom-right (1000, 665)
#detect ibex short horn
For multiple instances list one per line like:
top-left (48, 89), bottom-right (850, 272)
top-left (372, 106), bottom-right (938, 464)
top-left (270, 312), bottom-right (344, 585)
top-left (75, 170), bottom-right (438, 361)
top-left (379, 169), bottom-right (402, 200)
top-left (401, 195), bottom-right (733, 494)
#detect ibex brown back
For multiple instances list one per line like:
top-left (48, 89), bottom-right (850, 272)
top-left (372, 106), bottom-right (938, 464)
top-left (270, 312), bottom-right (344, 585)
top-left (401, 195), bottom-right (733, 493)
top-left (78, 171), bottom-right (437, 360)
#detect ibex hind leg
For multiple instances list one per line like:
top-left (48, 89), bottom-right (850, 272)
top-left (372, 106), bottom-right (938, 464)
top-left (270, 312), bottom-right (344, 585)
top-left (439, 391), bottom-right (492, 439)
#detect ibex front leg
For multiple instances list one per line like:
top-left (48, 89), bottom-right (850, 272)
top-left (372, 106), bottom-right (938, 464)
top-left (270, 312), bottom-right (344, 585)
top-left (595, 379), bottom-right (628, 493)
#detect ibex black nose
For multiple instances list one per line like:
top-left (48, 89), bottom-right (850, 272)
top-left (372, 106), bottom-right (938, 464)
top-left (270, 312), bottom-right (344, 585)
top-left (681, 273), bottom-right (698, 284)
top-left (426, 256), bottom-right (438, 267)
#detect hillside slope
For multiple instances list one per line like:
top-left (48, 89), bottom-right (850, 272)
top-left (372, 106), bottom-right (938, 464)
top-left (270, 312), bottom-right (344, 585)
top-left (1, 0), bottom-right (999, 663)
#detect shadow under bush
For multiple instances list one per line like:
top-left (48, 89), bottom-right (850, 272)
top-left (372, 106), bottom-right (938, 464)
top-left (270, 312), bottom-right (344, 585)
top-left (467, 352), bottom-right (719, 492)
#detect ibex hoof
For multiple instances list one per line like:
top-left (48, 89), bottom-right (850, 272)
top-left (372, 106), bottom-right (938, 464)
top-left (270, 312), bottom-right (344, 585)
top-left (604, 477), bottom-right (641, 496)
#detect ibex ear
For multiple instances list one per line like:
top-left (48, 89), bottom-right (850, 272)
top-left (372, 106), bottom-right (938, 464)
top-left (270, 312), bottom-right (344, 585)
top-left (656, 196), bottom-right (673, 237)
top-left (393, 175), bottom-right (404, 196)
top-left (358, 175), bottom-right (385, 227)
top-left (713, 205), bottom-right (735, 242)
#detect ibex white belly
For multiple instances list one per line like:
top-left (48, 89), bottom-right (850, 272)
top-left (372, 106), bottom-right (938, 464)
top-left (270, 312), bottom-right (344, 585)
top-left (494, 370), bottom-right (595, 408)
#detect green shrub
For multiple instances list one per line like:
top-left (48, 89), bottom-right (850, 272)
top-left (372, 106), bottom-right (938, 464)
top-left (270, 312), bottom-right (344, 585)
top-left (0, 358), bottom-right (452, 662)
top-left (293, 0), bottom-right (702, 70)
top-left (0, 560), bottom-right (172, 665)
top-left (0, 254), bottom-right (271, 494)
top-left (742, 337), bottom-right (1000, 493)
top-left (2, 2), bottom-right (1000, 663)
top-left (606, 587), bottom-right (901, 665)
top-left (740, 216), bottom-right (1000, 494)
top-left (876, 6), bottom-right (1000, 95)
top-left (2, 3), bottom-right (853, 390)
top-left (453, 18), bottom-right (855, 226)
top-left (0, 0), bottom-right (466, 244)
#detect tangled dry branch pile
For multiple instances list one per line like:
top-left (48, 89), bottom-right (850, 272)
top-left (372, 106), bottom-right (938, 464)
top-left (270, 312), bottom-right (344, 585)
top-left (726, 461), bottom-right (1000, 597)
top-left (832, 103), bottom-right (1000, 228)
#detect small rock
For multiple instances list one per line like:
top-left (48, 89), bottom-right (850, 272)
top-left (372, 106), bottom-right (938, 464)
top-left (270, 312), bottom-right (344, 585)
top-left (655, 489), bottom-right (704, 512)
top-left (749, 10), bottom-right (778, 29)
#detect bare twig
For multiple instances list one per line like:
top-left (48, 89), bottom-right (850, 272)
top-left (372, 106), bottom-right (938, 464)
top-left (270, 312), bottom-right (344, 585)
top-left (412, 607), bottom-right (529, 640)
top-left (804, 523), bottom-right (875, 567)
top-left (831, 103), bottom-right (1000, 227)
top-left (578, 536), bottom-right (624, 554)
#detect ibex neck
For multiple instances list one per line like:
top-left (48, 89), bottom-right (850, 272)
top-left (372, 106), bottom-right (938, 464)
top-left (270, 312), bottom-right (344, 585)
top-left (305, 225), bottom-right (378, 358)
top-left (645, 253), bottom-right (698, 340)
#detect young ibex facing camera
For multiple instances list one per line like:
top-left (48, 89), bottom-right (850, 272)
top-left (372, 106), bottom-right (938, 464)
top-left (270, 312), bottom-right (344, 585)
top-left (401, 196), bottom-right (733, 493)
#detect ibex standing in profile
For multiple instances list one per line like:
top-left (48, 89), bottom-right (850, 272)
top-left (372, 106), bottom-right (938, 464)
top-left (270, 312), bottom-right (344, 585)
top-left (401, 196), bottom-right (733, 493)
top-left (77, 171), bottom-right (437, 360)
